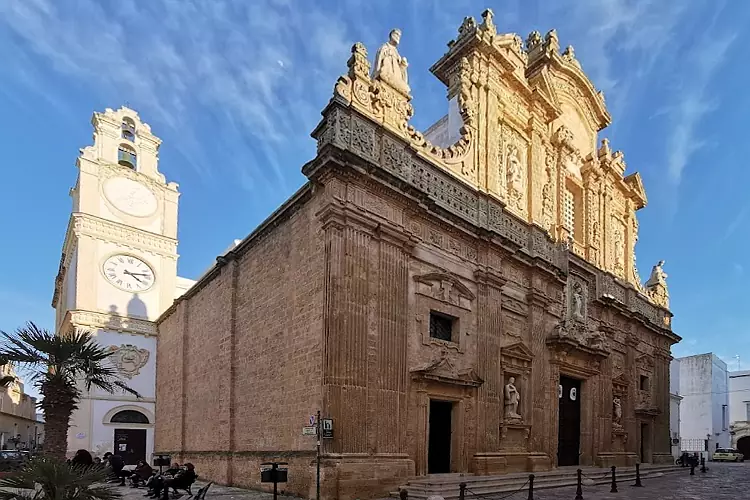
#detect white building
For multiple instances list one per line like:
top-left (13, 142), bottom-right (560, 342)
top-left (53, 107), bottom-right (194, 463)
top-left (676, 353), bottom-right (730, 458)
top-left (728, 370), bottom-right (750, 458)
top-left (669, 359), bottom-right (682, 458)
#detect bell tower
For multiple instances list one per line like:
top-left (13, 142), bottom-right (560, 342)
top-left (52, 106), bottom-right (188, 461)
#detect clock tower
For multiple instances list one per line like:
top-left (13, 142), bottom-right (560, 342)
top-left (52, 106), bottom-right (193, 462)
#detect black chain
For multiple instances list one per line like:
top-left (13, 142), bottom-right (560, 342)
top-left (464, 478), bottom-right (530, 500)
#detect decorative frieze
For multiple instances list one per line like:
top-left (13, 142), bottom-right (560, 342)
top-left (68, 310), bottom-right (157, 336)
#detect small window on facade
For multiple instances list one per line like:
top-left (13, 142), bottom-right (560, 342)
top-left (563, 189), bottom-right (575, 236)
top-left (639, 375), bottom-right (650, 391)
top-left (121, 118), bottom-right (136, 141)
top-left (118, 144), bottom-right (137, 169)
top-left (429, 311), bottom-right (455, 342)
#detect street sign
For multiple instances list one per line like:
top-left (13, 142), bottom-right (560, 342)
top-left (309, 415), bottom-right (316, 426)
top-left (321, 418), bottom-right (333, 439)
top-left (302, 426), bottom-right (317, 436)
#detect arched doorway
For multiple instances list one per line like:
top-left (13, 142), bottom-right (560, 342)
top-left (108, 409), bottom-right (150, 465)
top-left (737, 436), bottom-right (750, 460)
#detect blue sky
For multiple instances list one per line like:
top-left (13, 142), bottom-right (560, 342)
top-left (1, 0), bottom-right (749, 401)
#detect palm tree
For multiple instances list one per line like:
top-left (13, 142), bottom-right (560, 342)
top-left (0, 456), bottom-right (120, 500)
top-left (0, 322), bottom-right (139, 459)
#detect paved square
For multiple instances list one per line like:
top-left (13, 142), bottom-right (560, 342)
top-left (534, 463), bottom-right (750, 500)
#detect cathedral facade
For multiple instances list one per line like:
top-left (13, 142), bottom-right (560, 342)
top-left (155, 10), bottom-right (678, 500)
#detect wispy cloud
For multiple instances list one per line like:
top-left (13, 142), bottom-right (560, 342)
top-left (722, 205), bottom-right (750, 242)
top-left (0, 0), bottom-right (354, 192)
top-left (663, 28), bottom-right (736, 184)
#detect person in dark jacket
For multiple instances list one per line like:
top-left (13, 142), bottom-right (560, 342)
top-left (130, 460), bottom-right (154, 487)
top-left (149, 463), bottom-right (197, 499)
top-left (71, 449), bottom-right (93, 469)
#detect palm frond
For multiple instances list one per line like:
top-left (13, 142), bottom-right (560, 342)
top-left (0, 457), bottom-right (120, 500)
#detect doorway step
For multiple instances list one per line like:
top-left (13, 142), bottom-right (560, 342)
top-left (388, 464), bottom-right (681, 500)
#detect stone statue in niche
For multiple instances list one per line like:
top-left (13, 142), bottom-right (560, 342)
top-left (372, 29), bottom-right (409, 94)
top-left (613, 228), bottom-right (624, 273)
top-left (504, 376), bottom-right (522, 420)
top-left (613, 397), bottom-right (623, 426)
top-left (571, 282), bottom-right (585, 321)
top-left (505, 145), bottom-right (524, 209)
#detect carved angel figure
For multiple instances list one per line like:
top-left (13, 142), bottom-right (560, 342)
top-left (504, 377), bottom-right (522, 420)
top-left (372, 29), bottom-right (409, 94)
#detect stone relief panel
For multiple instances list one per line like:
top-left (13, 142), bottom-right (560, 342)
top-left (415, 273), bottom-right (475, 311)
top-left (609, 217), bottom-right (626, 278)
top-left (498, 124), bottom-right (528, 217)
top-left (108, 344), bottom-right (150, 379)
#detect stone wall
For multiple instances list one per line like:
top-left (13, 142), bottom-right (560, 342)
top-left (155, 187), bottom-right (326, 496)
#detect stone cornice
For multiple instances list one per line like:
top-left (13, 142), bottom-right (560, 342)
top-left (310, 102), bottom-right (676, 339)
top-left (69, 213), bottom-right (178, 257)
top-left (63, 309), bottom-right (157, 337)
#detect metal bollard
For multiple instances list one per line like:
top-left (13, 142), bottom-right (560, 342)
top-left (690, 462), bottom-right (695, 475)
top-left (634, 463), bottom-right (643, 487)
top-left (575, 468), bottom-right (583, 500)
top-left (527, 474), bottom-right (535, 500)
top-left (399, 488), bottom-right (408, 500)
top-left (610, 465), bottom-right (618, 493)
top-left (459, 482), bottom-right (466, 500)
top-left (700, 457), bottom-right (707, 473)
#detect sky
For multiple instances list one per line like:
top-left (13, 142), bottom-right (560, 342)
top-left (1, 0), bottom-right (749, 402)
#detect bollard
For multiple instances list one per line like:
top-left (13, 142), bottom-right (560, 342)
top-left (575, 469), bottom-right (583, 500)
top-left (634, 463), bottom-right (643, 487)
top-left (690, 462), bottom-right (695, 476)
top-left (610, 465), bottom-right (618, 493)
top-left (527, 474), bottom-right (535, 500)
top-left (399, 488), bottom-right (408, 500)
top-left (700, 457), bottom-right (707, 473)
top-left (459, 482), bottom-right (466, 500)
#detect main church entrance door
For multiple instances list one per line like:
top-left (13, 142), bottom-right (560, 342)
top-left (428, 400), bottom-right (453, 473)
top-left (557, 376), bottom-right (581, 466)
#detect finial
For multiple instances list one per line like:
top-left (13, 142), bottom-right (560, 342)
top-left (480, 9), bottom-right (496, 35)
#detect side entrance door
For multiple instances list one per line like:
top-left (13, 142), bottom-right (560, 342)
top-left (557, 376), bottom-right (582, 466)
top-left (114, 429), bottom-right (147, 466)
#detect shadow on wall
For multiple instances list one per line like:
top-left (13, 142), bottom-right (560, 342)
top-left (107, 294), bottom-right (149, 320)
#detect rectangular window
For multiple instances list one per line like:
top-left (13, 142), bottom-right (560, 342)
top-left (722, 405), bottom-right (728, 430)
top-left (563, 189), bottom-right (575, 236)
top-left (639, 375), bottom-right (650, 391)
top-left (429, 311), bottom-right (455, 342)
top-left (746, 402), bottom-right (750, 421)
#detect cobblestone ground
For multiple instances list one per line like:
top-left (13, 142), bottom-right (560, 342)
top-left (116, 463), bottom-right (749, 500)
top-left (532, 462), bottom-right (750, 500)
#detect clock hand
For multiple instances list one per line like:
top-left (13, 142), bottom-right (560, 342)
top-left (123, 270), bottom-right (145, 284)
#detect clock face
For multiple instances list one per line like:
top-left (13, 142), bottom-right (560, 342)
top-left (102, 177), bottom-right (158, 217)
top-left (102, 254), bottom-right (155, 292)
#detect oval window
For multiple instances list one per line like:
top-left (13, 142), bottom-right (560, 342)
top-left (570, 388), bottom-right (577, 401)
top-left (558, 384), bottom-right (563, 398)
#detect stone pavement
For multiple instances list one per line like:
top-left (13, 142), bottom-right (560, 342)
top-left (115, 463), bottom-right (749, 500)
top-left (531, 462), bottom-right (750, 500)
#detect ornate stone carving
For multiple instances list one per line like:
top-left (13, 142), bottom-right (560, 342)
top-left (414, 272), bottom-right (475, 310)
top-left (569, 281), bottom-right (587, 321)
top-left (410, 348), bottom-right (483, 387)
top-left (504, 377), bottom-right (522, 421)
top-left (108, 344), bottom-right (150, 379)
top-left (541, 149), bottom-right (555, 233)
top-left (372, 29), bottom-right (410, 95)
top-left (612, 397), bottom-right (623, 427)
top-left (612, 223), bottom-right (624, 275)
top-left (645, 260), bottom-right (669, 309)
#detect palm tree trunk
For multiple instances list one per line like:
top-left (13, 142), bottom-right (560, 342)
top-left (40, 384), bottom-right (77, 460)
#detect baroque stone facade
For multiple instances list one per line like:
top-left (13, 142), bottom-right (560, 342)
top-left (155, 11), bottom-right (679, 500)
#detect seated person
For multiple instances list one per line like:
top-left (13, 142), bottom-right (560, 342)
top-left (150, 463), bottom-right (197, 499)
top-left (130, 460), bottom-right (154, 487)
top-left (143, 464), bottom-right (181, 498)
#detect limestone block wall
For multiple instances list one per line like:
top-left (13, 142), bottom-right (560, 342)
top-left (155, 187), bottom-right (326, 495)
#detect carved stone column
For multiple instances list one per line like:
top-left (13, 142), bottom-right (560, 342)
top-left (527, 287), bottom-right (550, 453)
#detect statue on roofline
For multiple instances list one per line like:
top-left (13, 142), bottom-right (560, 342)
top-left (372, 29), bottom-right (410, 94)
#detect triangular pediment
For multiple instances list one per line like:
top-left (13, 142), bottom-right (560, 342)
top-left (411, 355), bottom-right (484, 387)
top-left (613, 373), bottom-right (630, 387)
top-left (414, 272), bottom-right (475, 310)
top-left (635, 353), bottom-right (654, 372)
top-left (624, 172), bottom-right (648, 209)
top-left (501, 341), bottom-right (533, 363)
